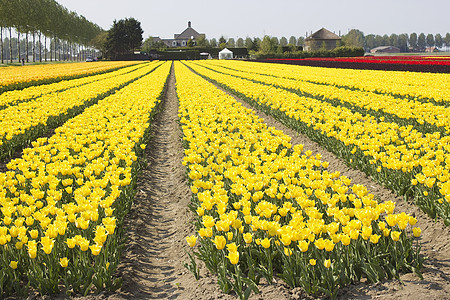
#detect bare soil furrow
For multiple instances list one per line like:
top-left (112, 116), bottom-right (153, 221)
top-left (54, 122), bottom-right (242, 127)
top-left (107, 66), bottom-right (200, 299)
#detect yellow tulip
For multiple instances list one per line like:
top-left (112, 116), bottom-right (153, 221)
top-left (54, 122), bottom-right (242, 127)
top-left (213, 235), bottom-right (226, 250)
top-left (90, 244), bottom-right (102, 256)
top-left (261, 238), bottom-right (271, 249)
top-left (391, 231), bottom-right (401, 242)
top-left (412, 227), bottom-right (421, 237)
top-left (298, 240), bottom-right (309, 252)
top-left (243, 232), bottom-right (253, 244)
top-left (60, 257), bottom-right (69, 268)
top-left (10, 261), bottom-right (18, 270)
top-left (186, 235), bottom-right (197, 247)
top-left (226, 251), bottom-right (239, 265)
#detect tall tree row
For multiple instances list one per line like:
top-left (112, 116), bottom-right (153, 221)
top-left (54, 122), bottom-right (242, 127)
top-left (0, 0), bottom-right (103, 63)
top-left (342, 29), bottom-right (450, 52)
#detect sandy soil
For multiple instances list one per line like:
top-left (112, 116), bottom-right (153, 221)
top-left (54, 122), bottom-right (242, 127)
top-left (97, 66), bottom-right (450, 300)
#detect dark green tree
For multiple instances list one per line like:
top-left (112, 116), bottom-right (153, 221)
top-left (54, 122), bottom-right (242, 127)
top-left (288, 36), bottom-right (297, 46)
top-left (280, 36), bottom-right (288, 46)
top-left (389, 33), bottom-right (398, 47)
top-left (417, 33), bottom-right (426, 51)
top-left (244, 37), bottom-right (252, 48)
top-left (374, 35), bottom-right (384, 48)
top-left (271, 36), bottom-right (279, 47)
top-left (246, 37), bottom-right (259, 52)
top-left (398, 34), bottom-right (409, 52)
top-left (105, 17), bottom-right (143, 59)
top-left (196, 35), bottom-right (209, 47)
top-left (409, 33), bottom-right (417, 51)
top-left (382, 34), bottom-right (389, 46)
top-left (342, 29), bottom-right (365, 48)
top-left (365, 34), bottom-right (375, 51)
top-left (434, 33), bottom-right (443, 49)
top-left (236, 37), bottom-right (244, 47)
top-left (426, 33), bottom-right (434, 48)
top-left (445, 33), bottom-right (450, 51)
top-left (260, 35), bottom-right (277, 54)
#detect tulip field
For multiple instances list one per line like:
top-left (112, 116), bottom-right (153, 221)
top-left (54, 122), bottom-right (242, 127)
top-left (0, 59), bottom-right (449, 299)
top-left (0, 61), bottom-right (171, 296)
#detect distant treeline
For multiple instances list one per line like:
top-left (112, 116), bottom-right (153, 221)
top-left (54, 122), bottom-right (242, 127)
top-left (334, 30), bottom-right (450, 52)
top-left (144, 30), bottom-right (450, 55)
top-left (0, 0), bottom-right (103, 63)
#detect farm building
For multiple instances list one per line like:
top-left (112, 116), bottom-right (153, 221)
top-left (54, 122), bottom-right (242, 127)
top-left (158, 21), bottom-right (205, 48)
top-left (304, 28), bottom-right (341, 51)
top-left (219, 48), bottom-right (233, 59)
top-left (370, 46), bottom-right (401, 54)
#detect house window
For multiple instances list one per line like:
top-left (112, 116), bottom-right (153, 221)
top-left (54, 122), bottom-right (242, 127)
top-left (182, 41), bottom-right (186, 46)
top-left (172, 41), bottom-right (177, 46)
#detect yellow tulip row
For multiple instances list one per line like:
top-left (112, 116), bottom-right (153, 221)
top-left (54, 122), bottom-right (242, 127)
top-left (208, 60), bottom-right (450, 104)
top-left (0, 61), bottom-right (142, 92)
top-left (0, 61), bottom-right (163, 161)
top-left (184, 61), bottom-right (450, 224)
top-left (0, 63), bottom-right (148, 109)
top-left (176, 62), bottom-right (422, 298)
top-left (196, 60), bottom-right (450, 134)
top-left (0, 61), bottom-right (171, 296)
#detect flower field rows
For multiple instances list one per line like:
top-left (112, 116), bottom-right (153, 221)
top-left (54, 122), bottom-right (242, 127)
top-left (176, 61), bottom-right (423, 299)
top-left (0, 61), bottom-right (141, 94)
top-left (0, 63), bottom-right (148, 110)
top-left (241, 60), bottom-right (449, 103)
top-left (0, 59), bottom-right (447, 298)
top-left (0, 61), bottom-right (163, 161)
top-left (302, 56), bottom-right (450, 65)
top-left (0, 61), bottom-right (171, 296)
top-left (260, 57), bottom-right (450, 74)
top-left (196, 60), bottom-right (450, 134)
top-left (184, 61), bottom-right (450, 226)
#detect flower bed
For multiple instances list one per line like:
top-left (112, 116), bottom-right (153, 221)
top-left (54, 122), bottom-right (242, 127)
top-left (176, 61), bottom-right (423, 299)
top-left (0, 61), bottom-right (171, 297)
top-left (257, 57), bottom-right (450, 73)
top-left (186, 60), bottom-right (450, 226)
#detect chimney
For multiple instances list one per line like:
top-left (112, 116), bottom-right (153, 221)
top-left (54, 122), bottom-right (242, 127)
top-left (188, 21), bottom-right (191, 28)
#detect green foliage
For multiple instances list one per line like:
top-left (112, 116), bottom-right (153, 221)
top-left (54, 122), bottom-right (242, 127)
top-left (253, 46), bottom-right (364, 59)
top-left (259, 36), bottom-right (277, 54)
top-left (105, 18), bottom-right (143, 60)
top-left (0, 0), bottom-right (102, 45)
top-left (342, 29), bottom-right (365, 48)
top-left (196, 35), bottom-right (209, 48)
top-left (142, 37), bottom-right (167, 53)
top-left (246, 38), bottom-right (259, 52)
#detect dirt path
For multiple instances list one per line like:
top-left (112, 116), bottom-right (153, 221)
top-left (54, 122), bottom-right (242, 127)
top-left (106, 66), bottom-right (240, 300)
top-left (108, 66), bottom-right (197, 299)
top-left (210, 79), bottom-right (450, 299)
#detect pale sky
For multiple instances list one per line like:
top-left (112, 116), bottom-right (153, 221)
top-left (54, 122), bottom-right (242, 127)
top-left (57, 0), bottom-right (449, 40)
